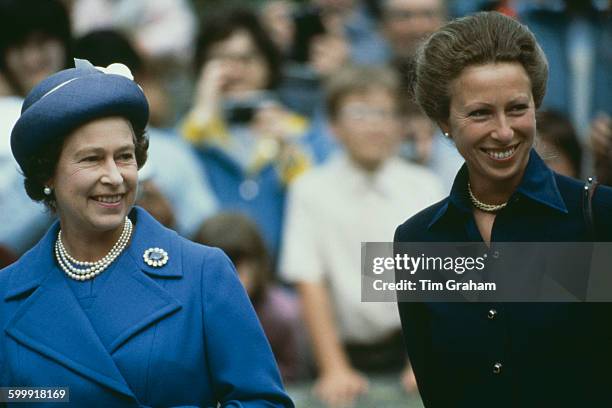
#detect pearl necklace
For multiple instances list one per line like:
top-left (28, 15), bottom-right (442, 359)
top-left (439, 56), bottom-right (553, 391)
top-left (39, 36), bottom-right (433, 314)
top-left (55, 217), bottom-right (133, 281)
top-left (467, 182), bottom-right (508, 213)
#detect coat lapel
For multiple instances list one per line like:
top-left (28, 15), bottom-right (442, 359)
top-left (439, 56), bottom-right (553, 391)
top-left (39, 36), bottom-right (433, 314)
top-left (4, 224), bottom-right (136, 399)
top-left (4, 207), bottom-right (182, 400)
top-left (83, 209), bottom-right (183, 353)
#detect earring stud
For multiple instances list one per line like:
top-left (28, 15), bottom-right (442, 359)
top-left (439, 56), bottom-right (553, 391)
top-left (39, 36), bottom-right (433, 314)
top-left (43, 186), bottom-right (52, 196)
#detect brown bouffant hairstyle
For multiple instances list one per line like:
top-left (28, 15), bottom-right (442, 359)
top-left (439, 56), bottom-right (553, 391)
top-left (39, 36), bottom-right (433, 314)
top-left (22, 125), bottom-right (148, 210)
top-left (411, 11), bottom-right (548, 125)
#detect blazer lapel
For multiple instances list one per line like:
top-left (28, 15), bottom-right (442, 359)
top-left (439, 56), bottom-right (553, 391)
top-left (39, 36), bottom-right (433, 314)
top-left (4, 208), bottom-right (182, 401)
top-left (78, 207), bottom-right (183, 354)
top-left (4, 226), bottom-right (136, 399)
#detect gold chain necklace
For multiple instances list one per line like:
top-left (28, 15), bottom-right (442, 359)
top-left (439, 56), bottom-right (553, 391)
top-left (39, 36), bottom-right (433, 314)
top-left (467, 182), bottom-right (508, 212)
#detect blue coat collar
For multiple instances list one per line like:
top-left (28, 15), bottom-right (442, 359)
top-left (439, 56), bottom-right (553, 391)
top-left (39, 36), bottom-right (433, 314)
top-left (125, 206), bottom-right (183, 278)
top-left (5, 207), bottom-right (181, 299)
top-left (3, 207), bottom-right (183, 401)
top-left (428, 149), bottom-right (568, 229)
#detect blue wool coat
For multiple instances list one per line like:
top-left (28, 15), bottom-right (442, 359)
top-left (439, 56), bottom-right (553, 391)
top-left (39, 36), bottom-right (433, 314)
top-left (0, 208), bottom-right (293, 407)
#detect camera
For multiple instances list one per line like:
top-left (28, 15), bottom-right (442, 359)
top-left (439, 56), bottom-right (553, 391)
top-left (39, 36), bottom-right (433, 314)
top-left (222, 91), bottom-right (278, 125)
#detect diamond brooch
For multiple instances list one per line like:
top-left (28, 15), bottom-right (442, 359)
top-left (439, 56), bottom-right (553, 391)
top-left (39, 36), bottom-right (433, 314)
top-left (143, 247), bottom-right (169, 267)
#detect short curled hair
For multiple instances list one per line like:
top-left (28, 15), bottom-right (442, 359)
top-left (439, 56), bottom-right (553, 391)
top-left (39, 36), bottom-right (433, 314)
top-left (22, 125), bottom-right (148, 210)
top-left (412, 11), bottom-right (548, 124)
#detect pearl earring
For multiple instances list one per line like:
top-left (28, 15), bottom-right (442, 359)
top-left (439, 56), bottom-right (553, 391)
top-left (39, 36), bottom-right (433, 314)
top-left (43, 186), bottom-right (52, 196)
top-left (443, 132), bottom-right (451, 138)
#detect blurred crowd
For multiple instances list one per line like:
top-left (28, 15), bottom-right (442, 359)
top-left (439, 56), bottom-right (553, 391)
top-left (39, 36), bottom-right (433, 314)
top-left (0, 0), bottom-right (610, 405)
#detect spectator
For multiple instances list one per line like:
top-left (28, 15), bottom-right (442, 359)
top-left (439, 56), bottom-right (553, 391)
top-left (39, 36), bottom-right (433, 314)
top-left (69, 0), bottom-right (196, 62)
top-left (68, 0), bottom-right (198, 126)
top-left (0, 0), bottom-right (71, 96)
top-left (73, 29), bottom-right (218, 239)
top-left (379, 0), bottom-right (446, 62)
top-left (181, 6), bottom-right (313, 264)
top-left (280, 65), bottom-right (444, 407)
top-left (379, 0), bottom-right (462, 191)
top-left (136, 163), bottom-right (176, 230)
top-left (279, 0), bottom-right (380, 118)
top-left (259, 0), bottom-right (296, 58)
top-left (291, 0), bottom-right (387, 66)
top-left (398, 98), bottom-right (464, 192)
top-left (0, 0), bottom-right (72, 254)
top-left (535, 110), bottom-right (583, 178)
top-left (519, 0), bottom-right (612, 137)
top-left (196, 212), bottom-right (307, 384)
top-left (590, 113), bottom-right (612, 185)
top-left (277, 0), bottom-right (389, 159)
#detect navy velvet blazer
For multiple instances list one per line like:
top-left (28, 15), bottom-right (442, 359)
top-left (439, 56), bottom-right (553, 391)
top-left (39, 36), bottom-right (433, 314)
top-left (0, 208), bottom-right (293, 407)
top-left (395, 151), bottom-right (612, 407)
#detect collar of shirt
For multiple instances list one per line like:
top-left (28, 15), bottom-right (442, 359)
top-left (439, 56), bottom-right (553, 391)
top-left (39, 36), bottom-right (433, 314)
top-left (334, 153), bottom-right (399, 198)
top-left (428, 149), bottom-right (568, 229)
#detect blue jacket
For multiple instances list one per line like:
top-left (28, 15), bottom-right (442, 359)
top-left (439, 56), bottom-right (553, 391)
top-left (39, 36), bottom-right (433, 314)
top-left (195, 146), bottom-right (286, 262)
top-left (0, 207), bottom-right (293, 408)
top-left (395, 150), bottom-right (612, 407)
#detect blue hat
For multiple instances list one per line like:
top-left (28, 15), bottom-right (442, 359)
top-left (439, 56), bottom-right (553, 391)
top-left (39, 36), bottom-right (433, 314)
top-left (11, 59), bottom-right (149, 171)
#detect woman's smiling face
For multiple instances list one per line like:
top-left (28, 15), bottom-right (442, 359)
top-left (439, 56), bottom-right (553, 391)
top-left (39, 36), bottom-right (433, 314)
top-left (49, 116), bottom-right (138, 239)
top-left (442, 62), bottom-right (536, 189)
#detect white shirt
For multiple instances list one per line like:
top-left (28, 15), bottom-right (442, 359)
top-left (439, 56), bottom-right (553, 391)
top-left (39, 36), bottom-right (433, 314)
top-left (280, 153), bottom-right (444, 343)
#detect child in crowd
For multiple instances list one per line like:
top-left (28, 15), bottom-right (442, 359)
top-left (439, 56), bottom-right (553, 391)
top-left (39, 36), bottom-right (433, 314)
top-left (195, 212), bottom-right (307, 384)
top-left (280, 65), bottom-right (444, 406)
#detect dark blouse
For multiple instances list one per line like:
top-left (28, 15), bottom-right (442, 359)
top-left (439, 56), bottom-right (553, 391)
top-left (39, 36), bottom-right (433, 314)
top-left (395, 150), bottom-right (612, 407)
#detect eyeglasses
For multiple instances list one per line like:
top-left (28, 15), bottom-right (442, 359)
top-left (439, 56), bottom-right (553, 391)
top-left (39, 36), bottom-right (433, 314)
top-left (339, 105), bottom-right (399, 122)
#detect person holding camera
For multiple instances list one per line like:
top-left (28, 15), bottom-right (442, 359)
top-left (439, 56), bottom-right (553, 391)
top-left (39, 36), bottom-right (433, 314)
top-left (181, 6), bottom-right (313, 263)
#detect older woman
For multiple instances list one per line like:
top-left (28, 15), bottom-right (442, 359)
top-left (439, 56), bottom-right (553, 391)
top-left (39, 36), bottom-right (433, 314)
top-left (0, 59), bottom-right (293, 407)
top-left (395, 12), bottom-right (612, 408)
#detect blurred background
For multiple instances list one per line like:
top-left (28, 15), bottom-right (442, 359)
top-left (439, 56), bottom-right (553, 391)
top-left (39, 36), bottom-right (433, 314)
top-left (1, 0), bottom-right (610, 406)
